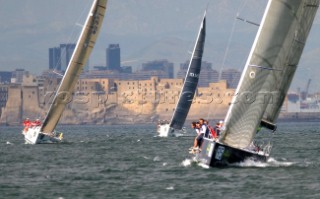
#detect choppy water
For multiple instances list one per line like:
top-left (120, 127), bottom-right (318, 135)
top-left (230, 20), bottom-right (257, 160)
top-left (1, 122), bottom-right (320, 199)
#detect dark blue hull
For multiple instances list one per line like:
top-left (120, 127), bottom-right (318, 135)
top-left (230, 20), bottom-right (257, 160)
top-left (196, 138), bottom-right (268, 167)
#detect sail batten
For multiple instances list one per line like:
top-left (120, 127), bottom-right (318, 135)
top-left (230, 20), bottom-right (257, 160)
top-left (169, 13), bottom-right (206, 130)
top-left (220, 0), bottom-right (319, 148)
top-left (41, 0), bottom-right (108, 133)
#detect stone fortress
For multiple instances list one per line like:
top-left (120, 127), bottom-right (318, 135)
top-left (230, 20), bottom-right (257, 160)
top-left (0, 71), bottom-right (234, 125)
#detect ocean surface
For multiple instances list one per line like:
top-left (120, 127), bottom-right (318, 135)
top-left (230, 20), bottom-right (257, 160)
top-left (0, 121), bottom-right (320, 199)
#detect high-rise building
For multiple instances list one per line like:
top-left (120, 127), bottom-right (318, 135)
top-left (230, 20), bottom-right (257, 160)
top-left (106, 44), bottom-right (121, 71)
top-left (49, 47), bottom-right (61, 70)
top-left (60, 43), bottom-right (76, 71)
top-left (49, 43), bottom-right (78, 72)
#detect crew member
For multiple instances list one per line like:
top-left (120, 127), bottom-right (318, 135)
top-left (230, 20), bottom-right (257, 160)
top-left (215, 120), bottom-right (224, 136)
top-left (206, 120), bottom-right (218, 139)
top-left (190, 122), bottom-right (203, 152)
top-left (23, 118), bottom-right (31, 133)
top-left (31, 119), bottom-right (41, 127)
top-left (199, 118), bottom-right (209, 138)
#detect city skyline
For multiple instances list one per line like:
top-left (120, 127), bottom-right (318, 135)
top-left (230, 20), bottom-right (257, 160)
top-left (1, 0), bottom-right (320, 92)
top-left (0, 0), bottom-right (267, 72)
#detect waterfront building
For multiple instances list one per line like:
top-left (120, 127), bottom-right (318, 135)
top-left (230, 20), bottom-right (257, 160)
top-left (220, 68), bottom-right (241, 88)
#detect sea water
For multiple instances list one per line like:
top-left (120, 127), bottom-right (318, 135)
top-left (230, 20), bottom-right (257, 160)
top-left (0, 122), bottom-right (319, 199)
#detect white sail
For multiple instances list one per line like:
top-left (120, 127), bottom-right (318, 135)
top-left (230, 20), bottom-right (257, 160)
top-left (262, 1), bottom-right (319, 123)
top-left (219, 0), bottom-right (319, 148)
top-left (41, 0), bottom-right (107, 133)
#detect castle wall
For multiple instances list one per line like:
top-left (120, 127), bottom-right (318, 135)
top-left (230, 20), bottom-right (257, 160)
top-left (22, 86), bottom-right (43, 120)
top-left (0, 85), bottom-right (22, 125)
top-left (0, 75), bottom-right (234, 125)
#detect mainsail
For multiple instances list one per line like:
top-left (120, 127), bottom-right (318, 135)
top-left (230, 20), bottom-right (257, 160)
top-left (169, 13), bottom-right (206, 130)
top-left (219, 0), bottom-right (319, 148)
top-left (41, 0), bottom-right (107, 133)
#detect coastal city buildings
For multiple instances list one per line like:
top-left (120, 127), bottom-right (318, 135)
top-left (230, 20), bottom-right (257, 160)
top-left (0, 67), bottom-right (235, 125)
top-left (1, 43), bottom-right (319, 125)
top-left (1, 64), bottom-right (319, 125)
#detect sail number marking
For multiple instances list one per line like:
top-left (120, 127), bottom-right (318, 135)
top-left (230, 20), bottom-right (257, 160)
top-left (189, 73), bottom-right (199, 78)
top-left (91, 15), bottom-right (100, 34)
top-left (215, 146), bottom-right (225, 160)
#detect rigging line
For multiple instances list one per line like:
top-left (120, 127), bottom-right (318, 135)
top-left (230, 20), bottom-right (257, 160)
top-left (205, 0), bottom-right (210, 14)
top-left (236, 16), bottom-right (259, 26)
top-left (52, 70), bottom-right (64, 77)
top-left (249, 64), bottom-right (283, 71)
top-left (218, 0), bottom-right (249, 81)
top-left (53, 1), bottom-right (92, 72)
top-left (185, 3), bottom-right (209, 68)
top-left (47, 1), bottom-right (92, 110)
top-left (207, 0), bottom-right (248, 120)
top-left (217, 16), bottom-right (236, 81)
top-left (204, 85), bottom-right (228, 121)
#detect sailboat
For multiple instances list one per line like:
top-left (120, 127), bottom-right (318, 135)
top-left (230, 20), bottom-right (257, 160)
top-left (157, 12), bottom-right (206, 137)
top-left (195, 0), bottom-right (319, 166)
top-left (22, 0), bottom-right (108, 144)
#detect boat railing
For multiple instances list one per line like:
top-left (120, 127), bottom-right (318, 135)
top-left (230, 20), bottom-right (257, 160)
top-left (253, 140), bottom-right (272, 156)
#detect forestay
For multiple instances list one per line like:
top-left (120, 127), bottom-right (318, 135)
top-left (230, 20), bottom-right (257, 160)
top-left (41, 0), bottom-right (108, 133)
top-left (169, 13), bottom-right (206, 130)
top-left (219, 0), bottom-right (319, 148)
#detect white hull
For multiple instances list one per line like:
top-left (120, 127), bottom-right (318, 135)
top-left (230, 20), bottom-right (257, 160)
top-left (157, 124), bottom-right (171, 137)
top-left (157, 124), bottom-right (187, 137)
top-left (23, 126), bottom-right (62, 144)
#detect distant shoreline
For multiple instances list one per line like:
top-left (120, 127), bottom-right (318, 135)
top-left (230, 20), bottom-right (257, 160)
top-left (2, 115), bottom-right (320, 127)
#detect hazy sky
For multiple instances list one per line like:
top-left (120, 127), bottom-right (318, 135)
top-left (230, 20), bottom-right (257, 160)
top-left (1, 0), bottom-right (320, 92)
top-left (0, 0), bottom-right (265, 72)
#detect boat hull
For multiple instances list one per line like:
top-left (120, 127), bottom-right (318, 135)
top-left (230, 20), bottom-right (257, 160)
top-left (157, 124), bottom-right (187, 137)
top-left (23, 126), bottom-right (62, 144)
top-left (196, 138), bottom-right (268, 167)
top-left (157, 124), bottom-right (171, 137)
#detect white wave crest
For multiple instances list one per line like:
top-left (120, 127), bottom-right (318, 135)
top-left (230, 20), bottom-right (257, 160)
top-left (266, 157), bottom-right (295, 167)
top-left (153, 156), bottom-right (161, 162)
top-left (197, 162), bottom-right (210, 169)
top-left (142, 156), bottom-right (150, 160)
top-left (166, 186), bottom-right (174, 190)
top-left (181, 158), bottom-right (192, 167)
top-left (235, 157), bottom-right (295, 168)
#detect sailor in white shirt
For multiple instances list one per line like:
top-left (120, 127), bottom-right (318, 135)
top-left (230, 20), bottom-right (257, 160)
top-left (199, 118), bottom-right (209, 138)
